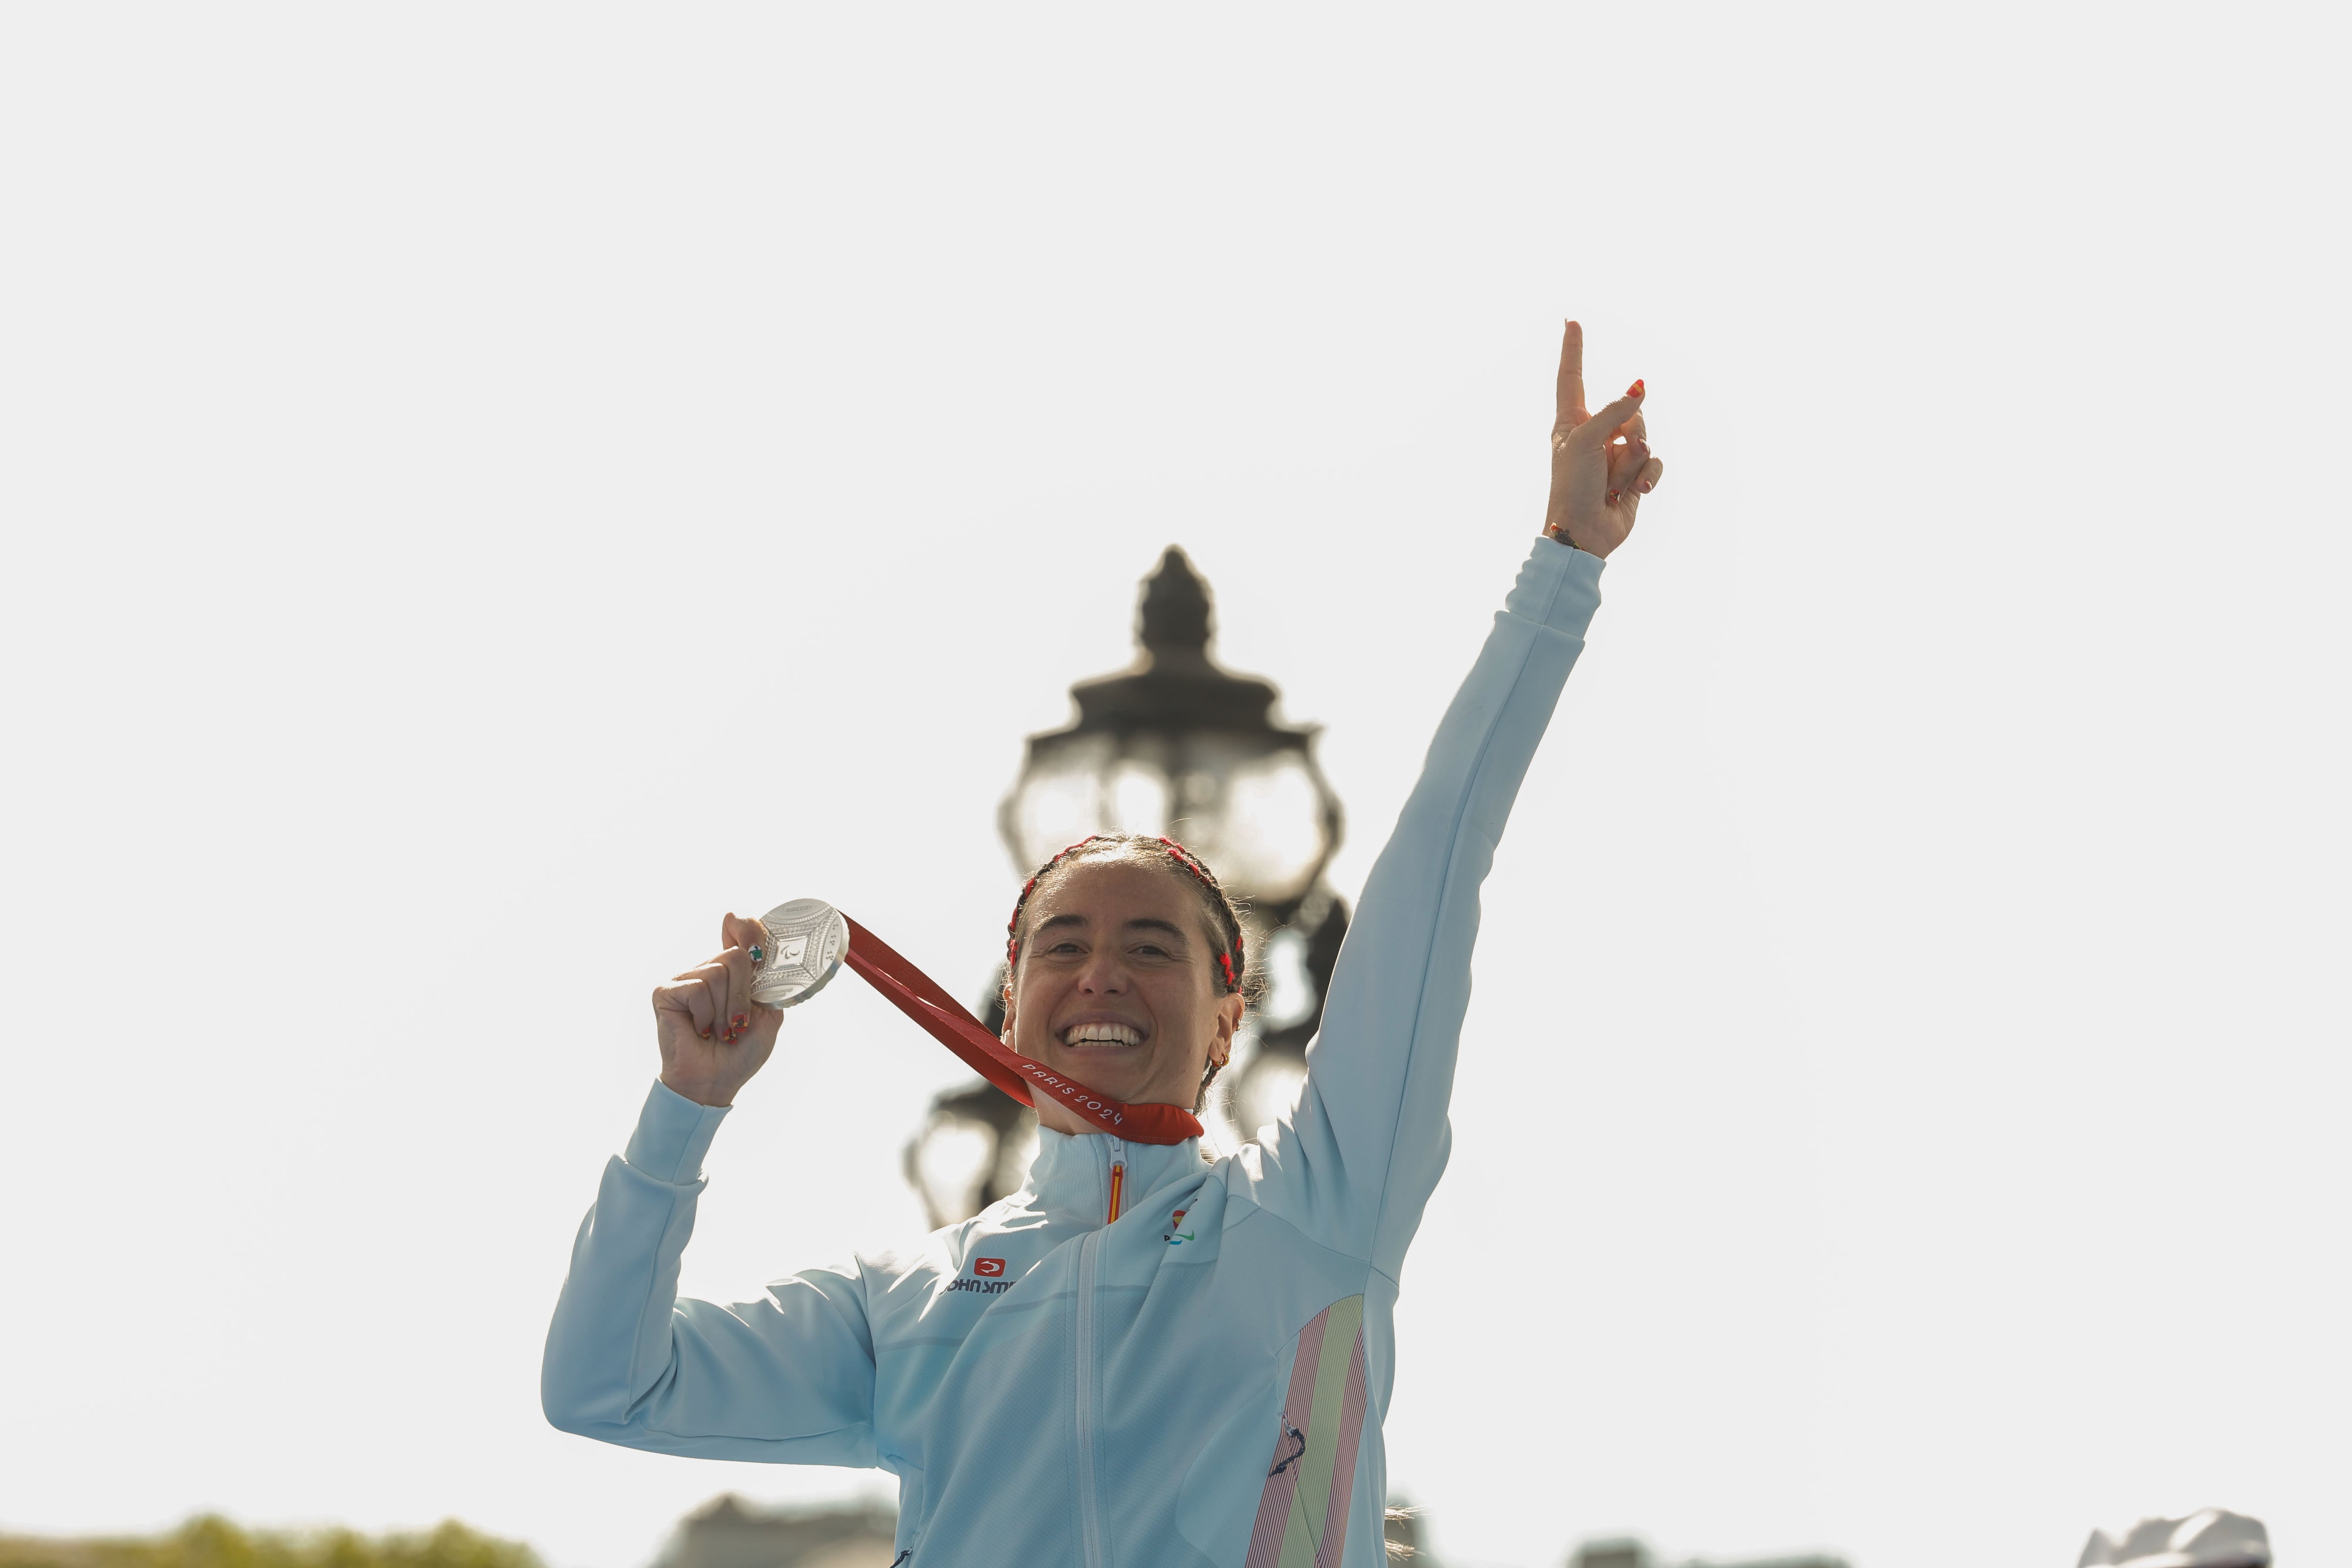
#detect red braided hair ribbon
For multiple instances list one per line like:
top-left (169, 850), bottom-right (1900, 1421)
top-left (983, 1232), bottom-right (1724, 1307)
top-left (841, 915), bottom-right (1205, 1146)
top-left (1152, 836), bottom-right (1244, 995)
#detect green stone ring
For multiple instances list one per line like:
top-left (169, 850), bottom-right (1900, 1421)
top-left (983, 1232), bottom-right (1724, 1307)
top-left (748, 945), bottom-right (765, 964)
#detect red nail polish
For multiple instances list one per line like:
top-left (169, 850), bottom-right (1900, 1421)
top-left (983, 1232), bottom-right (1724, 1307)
top-left (1606, 489), bottom-right (1620, 503)
top-left (699, 1027), bottom-right (714, 1041)
top-left (731, 1015), bottom-right (747, 1029)
top-left (1627, 379), bottom-right (1645, 398)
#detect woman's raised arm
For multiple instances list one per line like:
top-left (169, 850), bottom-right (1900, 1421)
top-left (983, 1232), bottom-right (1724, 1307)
top-left (1237, 321), bottom-right (1661, 1276)
top-left (542, 922), bottom-right (880, 1462)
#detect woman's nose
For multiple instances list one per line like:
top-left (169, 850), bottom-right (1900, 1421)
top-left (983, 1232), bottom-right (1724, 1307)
top-left (1075, 953), bottom-right (1128, 992)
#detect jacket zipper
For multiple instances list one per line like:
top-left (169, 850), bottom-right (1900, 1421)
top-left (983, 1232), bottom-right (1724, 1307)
top-left (1074, 1227), bottom-right (1104, 1568)
top-left (1074, 1138), bottom-right (1122, 1568)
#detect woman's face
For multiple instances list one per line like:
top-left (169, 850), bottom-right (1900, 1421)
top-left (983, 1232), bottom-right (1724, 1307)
top-left (1001, 853), bottom-right (1243, 1135)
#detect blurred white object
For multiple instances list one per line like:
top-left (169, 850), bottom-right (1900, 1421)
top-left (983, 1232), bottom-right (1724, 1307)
top-left (2079, 1509), bottom-right (2270, 1568)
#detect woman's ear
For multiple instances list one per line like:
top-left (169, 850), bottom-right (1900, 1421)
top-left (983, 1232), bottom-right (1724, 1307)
top-left (999, 987), bottom-right (1017, 1044)
top-left (1210, 989), bottom-right (1244, 1066)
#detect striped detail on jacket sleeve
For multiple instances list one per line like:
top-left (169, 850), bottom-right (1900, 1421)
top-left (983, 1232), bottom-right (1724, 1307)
top-left (1246, 1296), bottom-right (1370, 1568)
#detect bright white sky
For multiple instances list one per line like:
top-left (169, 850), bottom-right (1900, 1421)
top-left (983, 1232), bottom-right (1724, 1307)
top-left (3, 7), bottom-right (2345, 1568)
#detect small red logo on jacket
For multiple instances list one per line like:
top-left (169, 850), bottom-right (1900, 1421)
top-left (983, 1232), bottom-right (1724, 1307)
top-left (973, 1257), bottom-right (1006, 1277)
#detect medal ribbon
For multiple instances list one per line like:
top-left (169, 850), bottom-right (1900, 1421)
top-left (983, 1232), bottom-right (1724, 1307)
top-left (840, 916), bottom-right (1205, 1146)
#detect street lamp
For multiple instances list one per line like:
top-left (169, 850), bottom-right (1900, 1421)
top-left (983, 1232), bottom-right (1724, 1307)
top-left (997, 545), bottom-right (1342, 914)
top-left (903, 546), bottom-right (1352, 1227)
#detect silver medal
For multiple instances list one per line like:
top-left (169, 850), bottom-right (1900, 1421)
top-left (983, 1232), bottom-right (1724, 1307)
top-left (749, 898), bottom-right (850, 1008)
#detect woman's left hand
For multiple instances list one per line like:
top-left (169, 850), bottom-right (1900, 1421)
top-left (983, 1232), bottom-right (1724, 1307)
top-left (1543, 319), bottom-right (1663, 559)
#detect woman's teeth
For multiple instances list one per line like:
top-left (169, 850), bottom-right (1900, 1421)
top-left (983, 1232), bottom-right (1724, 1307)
top-left (1061, 1024), bottom-right (1144, 1047)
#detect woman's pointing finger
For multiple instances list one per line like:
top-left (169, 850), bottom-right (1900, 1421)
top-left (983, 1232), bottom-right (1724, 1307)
top-left (1556, 319), bottom-right (1588, 426)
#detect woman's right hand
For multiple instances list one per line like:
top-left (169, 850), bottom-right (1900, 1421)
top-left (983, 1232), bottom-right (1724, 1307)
top-left (653, 913), bottom-right (785, 1107)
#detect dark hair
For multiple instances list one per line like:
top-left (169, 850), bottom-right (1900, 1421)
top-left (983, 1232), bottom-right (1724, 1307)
top-left (1003, 834), bottom-right (1253, 1112)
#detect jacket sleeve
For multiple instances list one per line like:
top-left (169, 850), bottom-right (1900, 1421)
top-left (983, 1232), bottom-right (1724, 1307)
top-left (541, 1080), bottom-right (882, 1465)
top-left (1243, 535), bottom-right (1602, 1277)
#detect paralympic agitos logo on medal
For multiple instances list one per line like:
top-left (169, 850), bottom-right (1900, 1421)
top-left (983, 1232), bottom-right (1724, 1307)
top-left (947, 1257), bottom-right (1016, 1295)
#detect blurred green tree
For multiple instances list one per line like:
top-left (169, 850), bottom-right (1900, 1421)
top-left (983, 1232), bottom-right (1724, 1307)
top-left (0, 1516), bottom-right (542, 1568)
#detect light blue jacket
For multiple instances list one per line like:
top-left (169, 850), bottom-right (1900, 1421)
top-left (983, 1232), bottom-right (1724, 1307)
top-left (544, 537), bottom-right (1604, 1568)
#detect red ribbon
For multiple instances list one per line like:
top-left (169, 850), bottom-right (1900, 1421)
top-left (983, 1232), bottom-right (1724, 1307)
top-left (841, 916), bottom-right (1205, 1146)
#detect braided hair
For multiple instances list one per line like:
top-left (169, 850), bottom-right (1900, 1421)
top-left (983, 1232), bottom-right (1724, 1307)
top-left (1003, 833), bottom-right (1252, 1113)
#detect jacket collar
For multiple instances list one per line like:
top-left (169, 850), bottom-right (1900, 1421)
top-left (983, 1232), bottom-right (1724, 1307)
top-left (1025, 1126), bottom-right (1208, 1223)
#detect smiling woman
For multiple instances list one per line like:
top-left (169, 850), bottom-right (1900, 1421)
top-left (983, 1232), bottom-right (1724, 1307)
top-left (1002, 834), bottom-right (1254, 1119)
top-left (542, 321), bottom-right (1662, 1568)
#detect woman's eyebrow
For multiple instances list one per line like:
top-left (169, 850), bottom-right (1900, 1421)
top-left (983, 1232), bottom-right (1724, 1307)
top-left (1033, 913), bottom-right (1189, 944)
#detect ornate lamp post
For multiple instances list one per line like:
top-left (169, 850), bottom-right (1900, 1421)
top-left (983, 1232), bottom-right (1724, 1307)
top-left (903, 547), bottom-right (1351, 1228)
